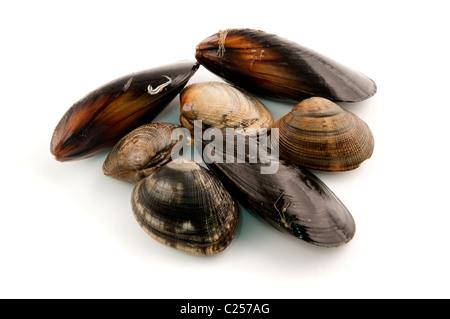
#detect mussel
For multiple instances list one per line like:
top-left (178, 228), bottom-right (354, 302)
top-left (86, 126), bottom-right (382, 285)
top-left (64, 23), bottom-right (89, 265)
top-left (131, 158), bottom-right (240, 255)
top-left (196, 28), bottom-right (376, 103)
top-left (273, 97), bottom-right (374, 171)
top-left (180, 81), bottom-right (274, 135)
top-left (51, 61), bottom-right (199, 161)
top-left (198, 132), bottom-right (356, 248)
top-left (103, 123), bottom-right (182, 183)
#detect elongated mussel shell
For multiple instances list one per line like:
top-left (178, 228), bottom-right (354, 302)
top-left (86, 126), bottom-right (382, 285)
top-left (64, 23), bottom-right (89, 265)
top-left (196, 29), bottom-right (376, 103)
top-left (131, 159), bottom-right (240, 255)
top-left (273, 97), bottom-right (374, 171)
top-left (199, 133), bottom-right (355, 247)
top-left (103, 123), bottom-right (181, 183)
top-left (51, 61), bottom-right (199, 161)
top-left (180, 81), bottom-right (274, 135)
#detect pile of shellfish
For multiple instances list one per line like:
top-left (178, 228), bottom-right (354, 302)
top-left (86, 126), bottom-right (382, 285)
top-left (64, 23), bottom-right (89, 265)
top-left (51, 28), bottom-right (376, 255)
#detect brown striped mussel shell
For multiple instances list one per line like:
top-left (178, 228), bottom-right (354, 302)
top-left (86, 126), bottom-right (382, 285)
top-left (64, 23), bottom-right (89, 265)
top-left (196, 28), bottom-right (376, 103)
top-left (50, 61), bottom-right (199, 161)
top-left (272, 97), bottom-right (374, 171)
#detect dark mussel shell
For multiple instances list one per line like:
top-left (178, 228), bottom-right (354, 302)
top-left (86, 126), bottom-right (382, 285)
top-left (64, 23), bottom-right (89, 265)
top-left (197, 131), bottom-right (356, 248)
top-left (51, 61), bottom-right (199, 161)
top-left (196, 28), bottom-right (376, 103)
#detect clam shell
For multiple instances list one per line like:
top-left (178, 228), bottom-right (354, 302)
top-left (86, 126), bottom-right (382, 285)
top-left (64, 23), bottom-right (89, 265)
top-left (199, 132), bottom-right (356, 248)
top-left (102, 123), bottom-right (181, 183)
top-left (196, 28), bottom-right (376, 103)
top-left (180, 81), bottom-right (274, 135)
top-left (131, 159), bottom-right (240, 255)
top-left (50, 61), bottom-right (199, 161)
top-left (273, 97), bottom-right (374, 171)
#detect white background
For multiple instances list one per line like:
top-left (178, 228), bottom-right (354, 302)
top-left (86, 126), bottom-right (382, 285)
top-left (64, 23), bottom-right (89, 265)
top-left (1, 0), bottom-right (449, 299)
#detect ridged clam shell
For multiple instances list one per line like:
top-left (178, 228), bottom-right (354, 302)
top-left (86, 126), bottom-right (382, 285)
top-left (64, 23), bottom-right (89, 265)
top-left (102, 123), bottom-right (181, 183)
top-left (179, 81), bottom-right (274, 135)
top-left (199, 132), bottom-right (356, 248)
top-left (196, 28), bottom-right (376, 103)
top-left (131, 159), bottom-right (240, 255)
top-left (273, 97), bottom-right (374, 171)
top-left (50, 61), bottom-right (199, 161)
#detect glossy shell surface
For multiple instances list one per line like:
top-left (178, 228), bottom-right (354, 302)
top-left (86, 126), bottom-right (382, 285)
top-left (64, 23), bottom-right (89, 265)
top-left (199, 133), bottom-right (356, 248)
top-left (51, 61), bottom-right (199, 161)
top-left (180, 81), bottom-right (274, 135)
top-left (131, 159), bottom-right (240, 255)
top-left (103, 123), bottom-right (182, 183)
top-left (273, 97), bottom-right (374, 171)
top-left (196, 28), bottom-right (376, 103)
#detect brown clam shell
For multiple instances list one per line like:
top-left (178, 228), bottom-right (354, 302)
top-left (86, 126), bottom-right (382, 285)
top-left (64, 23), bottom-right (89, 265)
top-left (131, 159), bottom-right (240, 255)
top-left (102, 123), bottom-right (181, 183)
top-left (272, 97), bottom-right (374, 171)
top-left (179, 81), bottom-right (274, 136)
top-left (195, 28), bottom-right (376, 103)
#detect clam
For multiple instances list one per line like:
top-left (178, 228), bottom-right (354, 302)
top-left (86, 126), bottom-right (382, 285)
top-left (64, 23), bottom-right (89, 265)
top-left (179, 81), bottom-right (274, 135)
top-left (199, 132), bottom-right (356, 248)
top-left (273, 97), bottom-right (374, 171)
top-left (50, 61), bottom-right (199, 161)
top-left (195, 28), bottom-right (376, 103)
top-left (103, 123), bottom-right (182, 183)
top-left (131, 158), bottom-right (240, 255)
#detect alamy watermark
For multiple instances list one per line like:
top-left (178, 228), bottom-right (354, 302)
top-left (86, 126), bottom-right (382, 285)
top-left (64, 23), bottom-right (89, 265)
top-left (170, 120), bottom-right (280, 174)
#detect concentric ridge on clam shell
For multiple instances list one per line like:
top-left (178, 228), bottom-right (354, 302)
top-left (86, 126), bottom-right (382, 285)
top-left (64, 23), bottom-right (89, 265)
top-left (273, 97), bottom-right (374, 171)
top-left (131, 159), bottom-right (240, 255)
top-left (102, 123), bottom-right (182, 183)
top-left (180, 81), bottom-right (274, 135)
top-left (195, 28), bottom-right (376, 103)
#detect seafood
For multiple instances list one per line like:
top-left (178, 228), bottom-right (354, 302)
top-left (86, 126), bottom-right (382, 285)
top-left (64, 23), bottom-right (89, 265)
top-left (131, 158), bottom-right (240, 255)
top-left (198, 132), bottom-right (356, 248)
top-left (50, 61), bottom-right (199, 161)
top-left (273, 97), bottom-right (374, 171)
top-left (179, 81), bottom-right (274, 135)
top-left (196, 28), bottom-right (376, 103)
top-left (103, 123), bottom-right (182, 183)
top-left (50, 30), bottom-right (374, 254)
